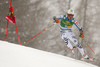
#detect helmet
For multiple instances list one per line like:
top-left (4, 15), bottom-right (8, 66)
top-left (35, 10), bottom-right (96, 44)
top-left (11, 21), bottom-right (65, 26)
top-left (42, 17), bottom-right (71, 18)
top-left (67, 9), bottom-right (74, 15)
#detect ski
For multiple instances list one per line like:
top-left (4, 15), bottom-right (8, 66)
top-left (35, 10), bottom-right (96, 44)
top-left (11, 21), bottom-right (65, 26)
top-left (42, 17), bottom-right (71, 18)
top-left (81, 57), bottom-right (95, 61)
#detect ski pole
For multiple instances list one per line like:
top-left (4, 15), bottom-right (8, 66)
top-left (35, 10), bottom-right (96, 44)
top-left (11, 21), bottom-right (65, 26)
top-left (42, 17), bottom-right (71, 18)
top-left (83, 38), bottom-right (96, 55)
top-left (24, 23), bottom-right (57, 44)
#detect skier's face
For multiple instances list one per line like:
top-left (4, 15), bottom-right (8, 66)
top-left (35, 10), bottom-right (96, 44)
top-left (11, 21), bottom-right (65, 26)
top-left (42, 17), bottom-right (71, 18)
top-left (68, 14), bottom-right (74, 20)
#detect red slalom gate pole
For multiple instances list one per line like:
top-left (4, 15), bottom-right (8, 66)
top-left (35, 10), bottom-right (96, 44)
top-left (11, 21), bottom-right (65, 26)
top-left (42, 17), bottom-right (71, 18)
top-left (4, 20), bottom-right (9, 41)
top-left (5, 0), bottom-right (21, 45)
top-left (10, 0), bottom-right (12, 6)
top-left (4, 0), bottom-right (12, 41)
top-left (15, 22), bottom-right (21, 45)
top-left (24, 23), bottom-right (57, 44)
top-left (83, 38), bottom-right (96, 55)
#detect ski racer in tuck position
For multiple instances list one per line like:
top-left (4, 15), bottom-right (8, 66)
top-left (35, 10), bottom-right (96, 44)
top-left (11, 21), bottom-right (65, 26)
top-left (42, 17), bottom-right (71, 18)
top-left (53, 9), bottom-right (89, 59)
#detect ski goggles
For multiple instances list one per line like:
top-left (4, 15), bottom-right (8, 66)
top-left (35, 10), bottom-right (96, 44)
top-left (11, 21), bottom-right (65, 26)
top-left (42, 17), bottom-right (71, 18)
top-left (68, 14), bottom-right (74, 17)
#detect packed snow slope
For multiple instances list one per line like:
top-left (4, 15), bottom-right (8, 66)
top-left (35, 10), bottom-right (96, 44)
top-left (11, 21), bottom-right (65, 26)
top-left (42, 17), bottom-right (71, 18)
top-left (0, 41), bottom-right (98, 67)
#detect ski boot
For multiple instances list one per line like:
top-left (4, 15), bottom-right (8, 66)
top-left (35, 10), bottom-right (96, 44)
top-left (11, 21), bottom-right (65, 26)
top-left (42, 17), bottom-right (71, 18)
top-left (81, 53), bottom-right (95, 61)
top-left (83, 53), bottom-right (89, 59)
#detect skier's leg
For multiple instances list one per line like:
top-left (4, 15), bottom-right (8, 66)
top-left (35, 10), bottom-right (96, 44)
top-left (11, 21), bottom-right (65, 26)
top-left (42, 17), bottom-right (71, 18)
top-left (63, 37), bottom-right (73, 49)
top-left (60, 31), bottom-right (74, 53)
top-left (67, 30), bottom-right (88, 58)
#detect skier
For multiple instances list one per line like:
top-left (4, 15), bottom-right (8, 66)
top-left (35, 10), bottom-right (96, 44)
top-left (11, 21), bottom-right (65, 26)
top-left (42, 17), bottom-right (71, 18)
top-left (53, 9), bottom-right (89, 59)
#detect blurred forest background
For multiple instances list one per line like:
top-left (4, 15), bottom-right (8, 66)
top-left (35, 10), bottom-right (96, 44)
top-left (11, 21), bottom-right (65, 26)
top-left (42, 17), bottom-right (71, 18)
top-left (0, 0), bottom-right (100, 66)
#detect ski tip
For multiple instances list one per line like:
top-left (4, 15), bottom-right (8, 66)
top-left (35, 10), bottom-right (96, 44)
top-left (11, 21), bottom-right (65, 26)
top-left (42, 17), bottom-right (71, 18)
top-left (24, 42), bottom-right (26, 44)
top-left (94, 53), bottom-right (96, 55)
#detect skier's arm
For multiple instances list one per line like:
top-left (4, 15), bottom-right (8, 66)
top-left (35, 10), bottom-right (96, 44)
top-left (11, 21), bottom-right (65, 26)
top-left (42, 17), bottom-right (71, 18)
top-left (74, 21), bottom-right (83, 31)
top-left (56, 15), bottom-right (63, 20)
top-left (74, 21), bottom-right (84, 38)
top-left (53, 15), bottom-right (63, 23)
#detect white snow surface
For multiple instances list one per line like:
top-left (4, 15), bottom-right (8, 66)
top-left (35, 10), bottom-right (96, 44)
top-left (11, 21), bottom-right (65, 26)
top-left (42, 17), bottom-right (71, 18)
top-left (0, 41), bottom-right (98, 67)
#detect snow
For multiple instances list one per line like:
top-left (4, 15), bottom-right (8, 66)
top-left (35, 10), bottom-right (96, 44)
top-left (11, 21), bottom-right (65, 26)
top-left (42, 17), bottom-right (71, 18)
top-left (0, 41), bottom-right (98, 67)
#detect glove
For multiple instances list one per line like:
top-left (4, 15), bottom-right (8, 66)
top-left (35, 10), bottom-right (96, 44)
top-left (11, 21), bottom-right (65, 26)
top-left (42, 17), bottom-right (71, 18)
top-left (79, 32), bottom-right (84, 38)
top-left (53, 16), bottom-right (59, 23)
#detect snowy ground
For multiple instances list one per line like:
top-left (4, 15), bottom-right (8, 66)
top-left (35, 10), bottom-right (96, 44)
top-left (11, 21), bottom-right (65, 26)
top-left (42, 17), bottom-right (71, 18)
top-left (0, 41), bottom-right (98, 67)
